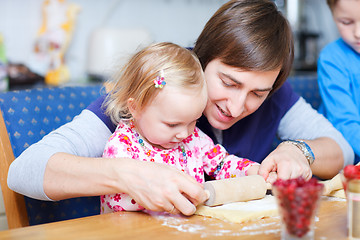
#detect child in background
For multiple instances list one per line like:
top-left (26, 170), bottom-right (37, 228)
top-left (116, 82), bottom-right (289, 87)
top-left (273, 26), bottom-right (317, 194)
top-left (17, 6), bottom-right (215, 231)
top-left (100, 42), bottom-right (260, 214)
top-left (317, 0), bottom-right (360, 164)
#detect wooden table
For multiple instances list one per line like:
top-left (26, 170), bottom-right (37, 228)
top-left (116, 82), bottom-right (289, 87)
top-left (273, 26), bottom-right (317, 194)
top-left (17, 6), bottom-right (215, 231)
top-left (0, 197), bottom-right (348, 240)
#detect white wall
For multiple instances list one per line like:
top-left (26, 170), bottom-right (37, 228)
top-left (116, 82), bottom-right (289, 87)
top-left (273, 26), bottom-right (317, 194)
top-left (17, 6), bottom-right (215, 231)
top-left (0, 0), bottom-right (229, 82)
top-left (0, 0), bottom-right (339, 83)
top-left (301, 0), bottom-right (340, 54)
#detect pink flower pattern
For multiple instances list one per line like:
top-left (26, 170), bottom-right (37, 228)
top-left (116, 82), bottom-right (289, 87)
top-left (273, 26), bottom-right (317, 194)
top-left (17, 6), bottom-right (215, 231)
top-left (118, 133), bottom-right (132, 146)
top-left (103, 145), bottom-right (118, 158)
top-left (100, 121), bottom-right (258, 214)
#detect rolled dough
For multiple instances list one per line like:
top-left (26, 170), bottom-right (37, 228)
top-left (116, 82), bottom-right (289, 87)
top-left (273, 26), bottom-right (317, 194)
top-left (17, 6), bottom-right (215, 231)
top-left (195, 195), bottom-right (278, 223)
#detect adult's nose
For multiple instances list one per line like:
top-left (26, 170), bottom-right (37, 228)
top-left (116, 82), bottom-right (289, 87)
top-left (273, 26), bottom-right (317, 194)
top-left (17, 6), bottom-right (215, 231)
top-left (227, 92), bottom-right (246, 118)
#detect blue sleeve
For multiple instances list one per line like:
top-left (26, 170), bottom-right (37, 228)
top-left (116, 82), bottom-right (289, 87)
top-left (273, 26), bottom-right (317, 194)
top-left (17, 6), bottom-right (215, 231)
top-left (318, 39), bottom-right (360, 162)
top-left (87, 95), bottom-right (117, 133)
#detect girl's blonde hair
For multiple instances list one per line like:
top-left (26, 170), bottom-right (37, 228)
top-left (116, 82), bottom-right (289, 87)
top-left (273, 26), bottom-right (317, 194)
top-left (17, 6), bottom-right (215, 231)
top-left (104, 42), bottom-right (205, 125)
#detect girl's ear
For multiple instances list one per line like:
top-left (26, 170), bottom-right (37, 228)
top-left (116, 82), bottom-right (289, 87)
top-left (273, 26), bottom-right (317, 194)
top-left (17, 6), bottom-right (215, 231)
top-left (127, 98), bottom-right (138, 118)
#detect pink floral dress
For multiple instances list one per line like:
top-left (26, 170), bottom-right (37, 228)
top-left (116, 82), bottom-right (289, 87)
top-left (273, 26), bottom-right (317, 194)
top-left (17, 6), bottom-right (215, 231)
top-left (101, 120), bottom-right (258, 214)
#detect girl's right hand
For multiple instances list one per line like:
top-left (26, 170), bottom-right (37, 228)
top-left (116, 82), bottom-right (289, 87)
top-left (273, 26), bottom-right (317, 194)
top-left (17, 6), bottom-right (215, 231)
top-left (121, 160), bottom-right (209, 216)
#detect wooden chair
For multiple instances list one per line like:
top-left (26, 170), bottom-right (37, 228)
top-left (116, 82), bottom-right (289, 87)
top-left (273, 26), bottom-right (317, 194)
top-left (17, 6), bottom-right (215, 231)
top-left (0, 84), bottom-right (104, 229)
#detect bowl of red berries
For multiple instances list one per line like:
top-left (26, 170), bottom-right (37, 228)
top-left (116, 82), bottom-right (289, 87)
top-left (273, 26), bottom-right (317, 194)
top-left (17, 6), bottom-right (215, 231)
top-left (272, 177), bottom-right (324, 240)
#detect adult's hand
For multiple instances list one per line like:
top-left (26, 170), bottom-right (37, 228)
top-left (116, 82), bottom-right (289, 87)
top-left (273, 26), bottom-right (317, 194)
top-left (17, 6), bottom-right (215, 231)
top-left (123, 160), bottom-right (209, 216)
top-left (258, 142), bottom-right (312, 181)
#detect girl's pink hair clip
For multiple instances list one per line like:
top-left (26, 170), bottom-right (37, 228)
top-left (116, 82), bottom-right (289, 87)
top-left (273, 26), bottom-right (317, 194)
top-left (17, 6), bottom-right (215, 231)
top-left (154, 70), bottom-right (166, 88)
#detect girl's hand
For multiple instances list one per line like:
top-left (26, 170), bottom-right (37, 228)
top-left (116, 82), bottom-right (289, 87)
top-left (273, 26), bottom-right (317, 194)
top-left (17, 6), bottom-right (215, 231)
top-left (246, 164), bottom-right (277, 184)
top-left (258, 142), bottom-right (313, 181)
top-left (245, 164), bottom-right (260, 176)
top-left (122, 160), bottom-right (208, 216)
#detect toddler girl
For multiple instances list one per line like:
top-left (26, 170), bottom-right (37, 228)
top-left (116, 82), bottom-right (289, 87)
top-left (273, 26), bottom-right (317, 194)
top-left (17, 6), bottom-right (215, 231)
top-left (101, 42), bottom-right (260, 214)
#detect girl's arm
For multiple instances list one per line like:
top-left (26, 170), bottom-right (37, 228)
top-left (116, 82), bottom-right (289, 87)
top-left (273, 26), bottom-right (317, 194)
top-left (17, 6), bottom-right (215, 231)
top-left (211, 153), bottom-right (259, 180)
top-left (198, 128), bottom-right (259, 179)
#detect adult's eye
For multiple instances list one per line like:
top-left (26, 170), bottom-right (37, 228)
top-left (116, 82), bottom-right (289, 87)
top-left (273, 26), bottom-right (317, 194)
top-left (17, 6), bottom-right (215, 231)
top-left (252, 91), bottom-right (268, 99)
top-left (222, 79), bottom-right (234, 87)
top-left (253, 92), bottom-right (263, 98)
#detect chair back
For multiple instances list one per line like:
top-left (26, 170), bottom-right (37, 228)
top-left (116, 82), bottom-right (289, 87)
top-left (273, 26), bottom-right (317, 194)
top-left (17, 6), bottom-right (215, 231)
top-left (271, 74), bottom-right (320, 149)
top-left (0, 84), bottom-right (104, 229)
top-left (287, 74), bottom-right (321, 110)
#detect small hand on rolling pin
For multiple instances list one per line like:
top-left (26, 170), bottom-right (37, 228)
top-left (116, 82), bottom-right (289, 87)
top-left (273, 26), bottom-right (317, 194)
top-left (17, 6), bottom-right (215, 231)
top-left (203, 175), bottom-right (273, 207)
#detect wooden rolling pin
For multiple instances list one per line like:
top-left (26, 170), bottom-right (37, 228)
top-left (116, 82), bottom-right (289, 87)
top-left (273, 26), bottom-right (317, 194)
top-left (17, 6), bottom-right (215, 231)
top-left (321, 173), bottom-right (343, 196)
top-left (203, 175), bottom-right (271, 206)
top-left (321, 162), bottom-right (360, 196)
top-left (204, 170), bottom-right (354, 207)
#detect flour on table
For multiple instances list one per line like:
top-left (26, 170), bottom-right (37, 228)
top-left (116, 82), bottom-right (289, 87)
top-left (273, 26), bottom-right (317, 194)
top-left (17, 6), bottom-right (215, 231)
top-left (195, 195), bottom-right (278, 223)
top-left (154, 213), bottom-right (281, 238)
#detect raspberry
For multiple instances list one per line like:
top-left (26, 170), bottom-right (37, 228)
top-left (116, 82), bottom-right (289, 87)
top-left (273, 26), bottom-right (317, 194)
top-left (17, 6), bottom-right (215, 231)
top-left (342, 165), bottom-right (360, 192)
top-left (343, 165), bottom-right (360, 180)
top-left (273, 177), bottom-right (324, 238)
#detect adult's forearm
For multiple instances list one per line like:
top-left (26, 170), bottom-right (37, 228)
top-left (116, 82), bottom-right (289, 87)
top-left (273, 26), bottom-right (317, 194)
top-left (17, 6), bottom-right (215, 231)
top-left (44, 153), bottom-right (128, 200)
top-left (305, 137), bottom-right (344, 179)
top-left (278, 97), bottom-right (354, 169)
top-left (7, 110), bottom-right (112, 200)
top-left (7, 142), bottom-right (56, 200)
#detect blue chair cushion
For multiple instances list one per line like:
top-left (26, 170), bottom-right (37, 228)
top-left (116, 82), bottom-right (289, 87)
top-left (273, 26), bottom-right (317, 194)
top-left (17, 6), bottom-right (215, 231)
top-left (287, 74), bottom-right (321, 110)
top-left (0, 84), bottom-right (105, 225)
